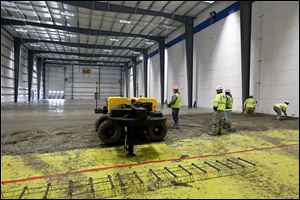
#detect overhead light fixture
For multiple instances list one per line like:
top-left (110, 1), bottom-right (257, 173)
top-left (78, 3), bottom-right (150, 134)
top-left (146, 41), bottom-right (154, 45)
top-left (110, 38), bottom-right (119, 42)
top-left (204, 1), bottom-right (215, 3)
top-left (103, 49), bottom-right (112, 52)
top-left (66, 34), bottom-right (76, 37)
top-left (30, 44), bottom-right (40, 47)
top-left (210, 11), bottom-right (217, 19)
top-left (15, 28), bottom-right (27, 32)
top-left (61, 12), bottom-right (74, 17)
top-left (131, 51), bottom-right (140, 54)
top-left (119, 19), bottom-right (131, 24)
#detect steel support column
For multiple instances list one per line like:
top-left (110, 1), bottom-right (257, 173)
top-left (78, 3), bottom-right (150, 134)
top-left (37, 57), bottom-right (42, 100)
top-left (185, 18), bottom-right (194, 108)
top-left (27, 50), bottom-right (34, 101)
top-left (132, 57), bottom-right (137, 97)
top-left (43, 62), bottom-right (46, 99)
top-left (13, 38), bottom-right (21, 102)
top-left (240, 1), bottom-right (252, 105)
top-left (159, 38), bottom-right (165, 104)
top-left (143, 50), bottom-right (148, 97)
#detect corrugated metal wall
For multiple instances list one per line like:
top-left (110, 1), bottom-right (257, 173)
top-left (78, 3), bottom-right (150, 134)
top-left (46, 64), bottom-right (122, 102)
top-left (1, 28), bottom-right (44, 102)
top-left (1, 28), bottom-right (14, 102)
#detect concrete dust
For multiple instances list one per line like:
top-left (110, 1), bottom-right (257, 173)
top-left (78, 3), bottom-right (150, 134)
top-left (1, 112), bottom-right (298, 156)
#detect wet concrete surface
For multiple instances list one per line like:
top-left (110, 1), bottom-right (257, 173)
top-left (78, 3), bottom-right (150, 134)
top-left (1, 99), bottom-right (299, 156)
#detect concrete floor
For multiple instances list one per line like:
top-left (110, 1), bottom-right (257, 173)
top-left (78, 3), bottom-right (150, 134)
top-left (1, 99), bottom-right (299, 199)
top-left (1, 99), bottom-right (211, 132)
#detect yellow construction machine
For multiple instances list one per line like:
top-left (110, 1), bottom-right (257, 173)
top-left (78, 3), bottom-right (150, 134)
top-left (95, 97), bottom-right (167, 156)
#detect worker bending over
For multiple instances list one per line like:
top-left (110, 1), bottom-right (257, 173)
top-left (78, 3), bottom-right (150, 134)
top-left (168, 85), bottom-right (182, 128)
top-left (224, 89), bottom-right (233, 129)
top-left (243, 95), bottom-right (257, 116)
top-left (273, 101), bottom-right (289, 120)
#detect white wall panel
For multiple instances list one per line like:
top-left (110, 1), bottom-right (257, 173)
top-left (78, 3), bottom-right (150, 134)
top-left (250, 1), bottom-right (299, 116)
top-left (194, 10), bottom-right (242, 111)
top-left (136, 63), bottom-right (144, 97)
top-left (166, 41), bottom-right (188, 105)
top-left (128, 67), bottom-right (134, 97)
top-left (148, 54), bottom-right (161, 102)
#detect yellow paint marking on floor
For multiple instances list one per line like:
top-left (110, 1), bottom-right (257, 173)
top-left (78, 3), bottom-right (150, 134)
top-left (1, 129), bottom-right (299, 199)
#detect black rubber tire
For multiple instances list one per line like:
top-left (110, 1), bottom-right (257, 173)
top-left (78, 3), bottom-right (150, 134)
top-left (95, 114), bottom-right (109, 132)
top-left (147, 124), bottom-right (167, 141)
top-left (97, 120), bottom-right (122, 145)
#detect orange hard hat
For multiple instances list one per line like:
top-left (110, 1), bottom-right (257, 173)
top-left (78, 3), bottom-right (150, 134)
top-left (172, 85), bottom-right (179, 90)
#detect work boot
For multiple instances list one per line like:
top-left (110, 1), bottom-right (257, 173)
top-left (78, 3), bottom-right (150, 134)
top-left (173, 123), bottom-right (179, 129)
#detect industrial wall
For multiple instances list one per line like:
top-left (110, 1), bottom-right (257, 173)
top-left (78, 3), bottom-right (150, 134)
top-left (1, 28), bottom-right (42, 102)
top-left (1, 28), bottom-right (14, 102)
top-left (128, 66), bottom-right (134, 98)
top-left (147, 1), bottom-right (242, 110)
top-left (136, 63), bottom-right (144, 97)
top-left (148, 53), bottom-right (161, 101)
top-left (144, 1), bottom-right (298, 116)
top-left (250, 1), bottom-right (299, 116)
top-left (46, 64), bottom-right (122, 102)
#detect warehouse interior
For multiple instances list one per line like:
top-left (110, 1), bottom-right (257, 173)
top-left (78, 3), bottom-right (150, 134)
top-left (1, 1), bottom-right (299, 199)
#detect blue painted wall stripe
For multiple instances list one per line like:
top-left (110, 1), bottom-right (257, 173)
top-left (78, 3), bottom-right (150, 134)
top-left (144, 1), bottom-right (240, 60)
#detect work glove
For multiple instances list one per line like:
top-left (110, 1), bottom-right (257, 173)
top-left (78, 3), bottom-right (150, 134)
top-left (213, 106), bottom-right (217, 111)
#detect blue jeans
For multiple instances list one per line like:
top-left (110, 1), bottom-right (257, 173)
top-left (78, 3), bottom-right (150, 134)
top-left (172, 108), bottom-right (180, 124)
top-left (225, 110), bottom-right (231, 124)
top-left (273, 106), bottom-right (282, 119)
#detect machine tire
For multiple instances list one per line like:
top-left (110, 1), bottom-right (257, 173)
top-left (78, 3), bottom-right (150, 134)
top-left (98, 120), bottom-right (122, 145)
top-left (95, 114), bottom-right (109, 132)
top-left (147, 124), bottom-right (167, 141)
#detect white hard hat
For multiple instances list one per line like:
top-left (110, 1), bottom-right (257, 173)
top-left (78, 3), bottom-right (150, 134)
top-left (216, 86), bottom-right (223, 90)
top-left (284, 100), bottom-right (289, 105)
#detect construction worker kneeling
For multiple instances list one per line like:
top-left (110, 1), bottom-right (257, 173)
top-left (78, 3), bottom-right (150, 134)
top-left (243, 95), bottom-right (257, 116)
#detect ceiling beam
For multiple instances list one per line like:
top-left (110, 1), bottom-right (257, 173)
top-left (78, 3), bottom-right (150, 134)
top-left (44, 58), bottom-right (125, 64)
top-left (44, 62), bottom-right (123, 67)
top-left (56, 1), bottom-right (195, 23)
top-left (20, 38), bottom-right (146, 52)
top-left (1, 18), bottom-right (162, 41)
top-left (33, 50), bottom-right (133, 59)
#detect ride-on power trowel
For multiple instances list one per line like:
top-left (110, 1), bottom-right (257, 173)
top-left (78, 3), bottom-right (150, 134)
top-left (94, 95), bottom-right (167, 157)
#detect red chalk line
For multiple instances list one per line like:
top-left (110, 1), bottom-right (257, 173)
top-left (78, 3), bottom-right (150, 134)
top-left (1, 143), bottom-right (298, 184)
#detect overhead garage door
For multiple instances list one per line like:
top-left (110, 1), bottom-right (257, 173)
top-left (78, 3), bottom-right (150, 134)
top-left (63, 65), bottom-right (122, 103)
top-left (46, 65), bottom-right (65, 99)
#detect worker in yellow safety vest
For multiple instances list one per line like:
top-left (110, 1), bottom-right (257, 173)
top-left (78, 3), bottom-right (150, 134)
top-left (243, 95), bottom-right (257, 116)
top-left (168, 85), bottom-right (182, 128)
top-left (273, 101), bottom-right (289, 120)
top-left (224, 88), bottom-right (233, 129)
top-left (211, 86), bottom-right (226, 134)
